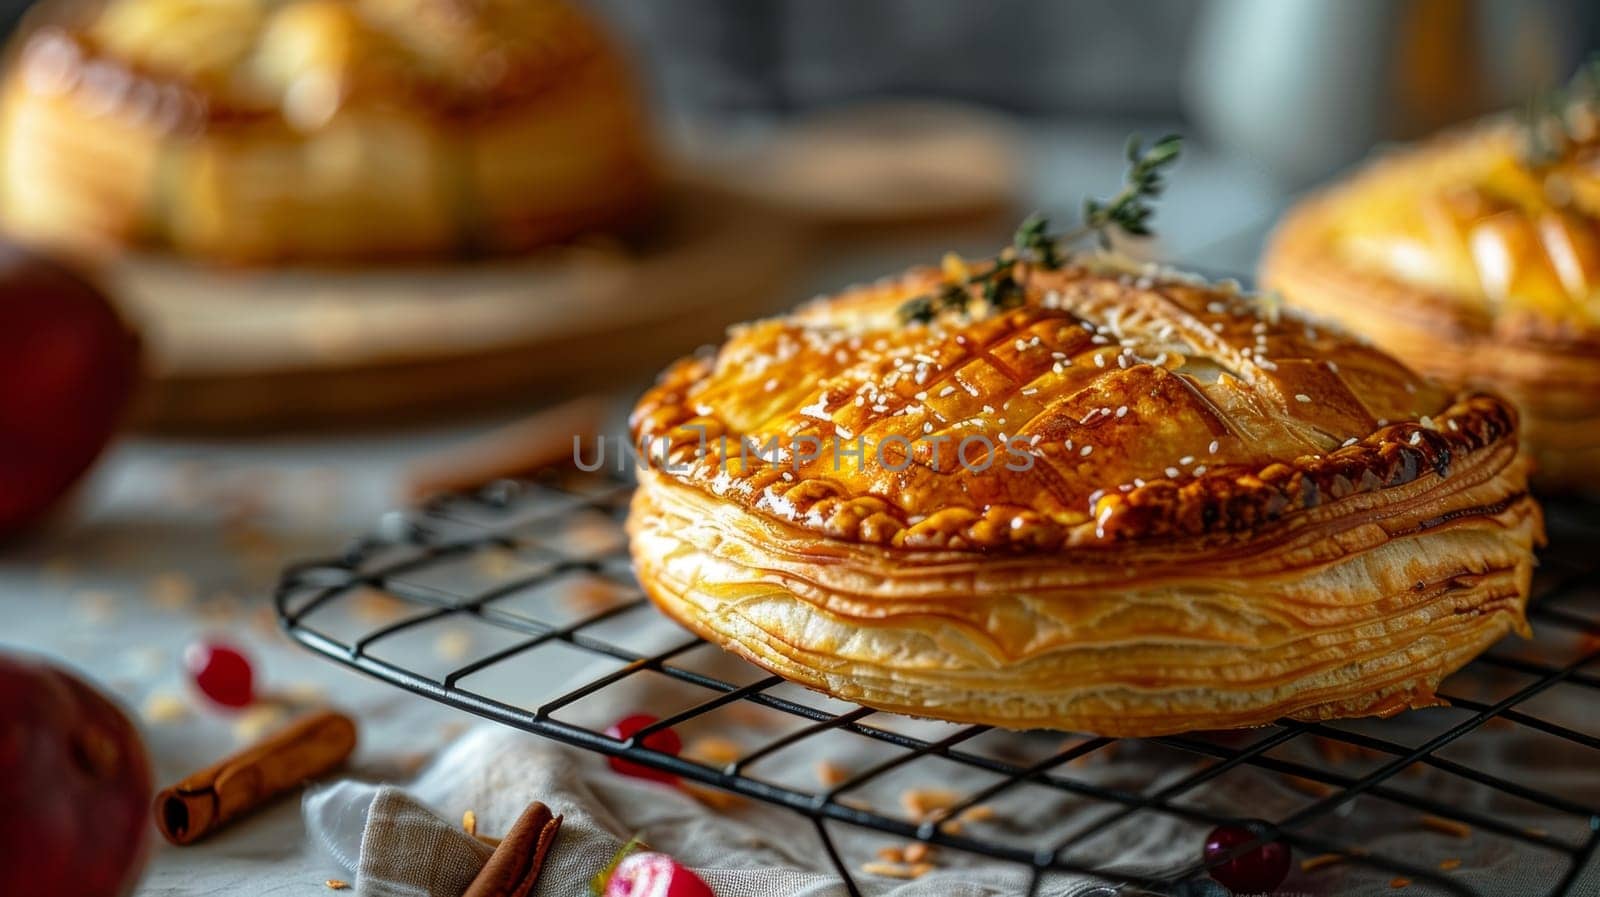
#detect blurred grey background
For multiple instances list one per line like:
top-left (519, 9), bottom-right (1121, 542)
top-left (581, 0), bottom-right (1599, 269)
top-left (2, 0), bottom-right (1593, 271)
top-left (584, 0), bottom-right (1595, 167)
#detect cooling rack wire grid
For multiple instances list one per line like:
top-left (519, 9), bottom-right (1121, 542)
top-left (276, 471), bottom-right (1600, 896)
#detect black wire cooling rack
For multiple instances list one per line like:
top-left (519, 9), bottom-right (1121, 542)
top-left (275, 470), bottom-right (1600, 896)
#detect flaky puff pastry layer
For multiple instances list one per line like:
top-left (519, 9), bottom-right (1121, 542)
top-left (0, 0), bottom-right (654, 263)
top-left (1262, 121), bottom-right (1600, 492)
top-left (627, 256), bottom-right (1542, 736)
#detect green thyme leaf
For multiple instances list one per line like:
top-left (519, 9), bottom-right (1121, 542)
top-left (1520, 53), bottom-right (1600, 167)
top-left (589, 835), bottom-right (645, 896)
top-left (897, 295), bottom-right (937, 325)
top-left (1013, 212), bottom-right (1065, 269)
top-left (1081, 133), bottom-right (1183, 248)
top-left (983, 270), bottom-right (1024, 310)
top-left (937, 283), bottom-right (970, 312)
top-left (894, 133), bottom-right (1182, 323)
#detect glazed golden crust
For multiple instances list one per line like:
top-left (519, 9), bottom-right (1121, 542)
top-left (1262, 120), bottom-right (1600, 491)
top-left (0, 0), bottom-right (655, 262)
top-left (633, 259), bottom-right (1513, 549)
top-left (627, 256), bottom-right (1542, 736)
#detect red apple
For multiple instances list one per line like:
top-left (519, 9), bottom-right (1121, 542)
top-left (0, 244), bottom-right (141, 537)
top-left (0, 653), bottom-right (153, 897)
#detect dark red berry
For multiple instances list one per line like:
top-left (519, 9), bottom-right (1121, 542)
top-left (184, 641), bottom-right (255, 709)
top-left (604, 714), bottom-right (680, 784)
top-left (1202, 823), bottom-right (1290, 894)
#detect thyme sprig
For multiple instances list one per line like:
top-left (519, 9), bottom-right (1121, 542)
top-left (896, 134), bottom-right (1183, 325)
top-left (1521, 54), bottom-right (1600, 167)
top-left (1073, 133), bottom-right (1184, 249)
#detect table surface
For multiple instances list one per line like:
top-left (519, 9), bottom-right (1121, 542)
top-left (2, 124), bottom-right (1293, 895)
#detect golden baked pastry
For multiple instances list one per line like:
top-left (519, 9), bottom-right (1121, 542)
top-left (0, 0), bottom-right (655, 263)
top-left (1262, 117), bottom-right (1600, 491)
top-left (626, 249), bottom-right (1542, 737)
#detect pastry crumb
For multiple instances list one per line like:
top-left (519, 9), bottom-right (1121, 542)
top-left (352, 588), bottom-right (407, 622)
top-left (900, 788), bottom-right (960, 821)
top-left (434, 628), bottom-right (473, 661)
top-left (326, 880), bottom-right (350, 890)
top-left (902, 842), bottom-right (934, 864)
top-left (148, 572), bottom-right (197, 610)
top-left (281, 681), bottom-right (328, 706)
top-left (233, 704), bottom-right (289, 743)
top-left (1420, 815), bottom-right (1472, 838)
top-left (815, 760), bottom-right (850, 786)
top-left (1300, 853), bottom-right (1343, 872)
top-left (860, 861), bottom-right (931, 879)
top-left (564, 577), bottom-right (620, 614)
top-left (685, 736), bottom-right (742, 767)
top-left (1390, 877), bottom-right (1411, 889)
top-left (1439, 858), bottom-right (1462, 871)
top-left (462, 809), bottom-right (477, 836)
top-left (141, 692), bottom-right (189, 724)
top-left (473, 546), bottom-right (519, 579)
top-left (1280, 774), bottom-right (1336, 798)
top-left (683, 782), bottom-right (745, 811)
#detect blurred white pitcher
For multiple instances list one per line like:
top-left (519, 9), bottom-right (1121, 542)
top-left (1186, 0), bottom-right (1567, 188)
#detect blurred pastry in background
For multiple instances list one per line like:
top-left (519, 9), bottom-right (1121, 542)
top-left (0, 0), bottom-right (656, 264)
top-left (1262, 72), bottom-right (1600, 492)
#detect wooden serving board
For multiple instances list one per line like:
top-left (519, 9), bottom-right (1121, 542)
top-left (116, 185), bottom-right (808, 432)
top-left (106, 102), bottom-right (1019, 433)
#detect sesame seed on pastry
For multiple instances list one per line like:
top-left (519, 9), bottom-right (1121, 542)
top-left (627, 252), bottom-right (1542, 737)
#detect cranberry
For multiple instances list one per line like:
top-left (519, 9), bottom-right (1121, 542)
top-left (184, 640), bottom-right (255, 708)
top-left (0, 652), bottom-right (152, 897)
top-left (602, 851), bottom-right (713, 897)
top-left (604, 714), bottom-right (681, 784)
top-left (1202, 822), bottom-right (1291, 894)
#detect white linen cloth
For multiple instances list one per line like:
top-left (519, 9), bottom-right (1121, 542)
top-left (304, 726), bottom-right (1179, 897)
top-left (304, 723), bottom-right (1598, 897)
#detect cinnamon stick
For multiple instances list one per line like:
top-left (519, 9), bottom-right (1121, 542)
top-left (155, 709), bottom-right (357, 845)
top-left (462, 801), bottom-right (563, 897)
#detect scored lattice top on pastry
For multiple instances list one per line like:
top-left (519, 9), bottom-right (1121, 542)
top-left (631, 256), bottom-right (1517, 551)
top-left (1320, 120), bottom-right (1600, 337)
top-left (18, 0), bottom-right (611, 130)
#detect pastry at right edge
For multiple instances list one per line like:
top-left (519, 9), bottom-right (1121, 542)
top-left (1260, 81), bottom-right (1600, 493)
